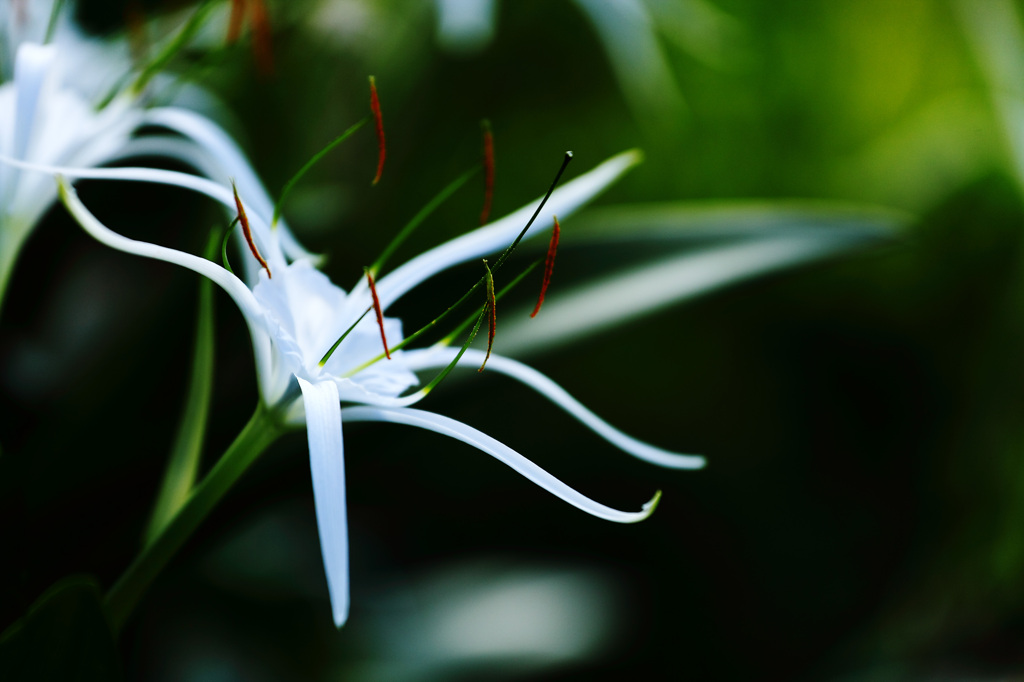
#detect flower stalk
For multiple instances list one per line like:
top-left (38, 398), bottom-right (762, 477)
top-left (105, 402), bottom-right (286, 635)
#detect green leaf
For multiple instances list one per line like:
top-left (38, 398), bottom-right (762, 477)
top-left (0, 576), bottom-right (121, 681)
top-left (143, 229), bottom-right (219, 545)
top-left (496, 201), bottom-right (909, 356)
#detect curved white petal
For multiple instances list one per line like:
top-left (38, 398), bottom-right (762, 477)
top-left (142, 107), bottom-right (322, 265)
top-left (1, 155), bottom-right (280, 277)
top-left (57, 177), bottom-right (276, 398)
top-left (298, 378), bottom-right (350, 628)
top-left (2, 43), bottom-right (55, 210)
top-left (496, 236), bottom-right (852, 356)
top-left (373, 150), bottom-right (642, 310)
top-left (404, 347), bottom-right (705, 469)
top-left (341, 406), bottom-right (661, 523)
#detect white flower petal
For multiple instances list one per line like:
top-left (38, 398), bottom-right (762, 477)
top-left (143, 107), bottom-right (322, 265)
top-left (57, 177), bottom-right (276, 398)
top-left (404, 347), bottom-right (705, 469)
top-left (12, 43), bottom-right (55, 162)
top-left (496, 235), bottom-right (857, 356)
top-left (373, 150), bottom-right (642, 310)
top-left (1, 156), bottom-right (280, 279)
top-left (341, 406), bottom-right (661, 523)
top-left (298, 378), bottom-right (350, 628)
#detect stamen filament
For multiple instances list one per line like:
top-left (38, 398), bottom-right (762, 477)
top-left (319, 307), bottom-right (372, 366)
top-left (272, 118), bottom-right (368, 227)
top-left (419, 309), bottom-right (486, 395)
top-left (365, 268), bottom-right (390, 359)
top-left (530, 215), bottom-right (560, 317)
top-left (479, 119), bottom-right (495, 225)
top-left (369, 76), bottom-right (386, 185)
top-left (344, 153), bottom-right (571, 377)
top-left (132, 0), bottom-right (215, 95)
top-left (369, 166), bottom-right (480, 277)
top-left (442, 259), bottom-right (540, 346)
top-left (44, 0), bottom-right (68, 44)
top-left (480, 260), bottom-right (496, 372)
top-left (232, 182), bottom-right (271, 278)
top-left (220, 216), bottom-right (241, 274)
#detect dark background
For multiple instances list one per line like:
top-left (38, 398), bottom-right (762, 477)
top-left (4, 0), bottom-right (1024, 679)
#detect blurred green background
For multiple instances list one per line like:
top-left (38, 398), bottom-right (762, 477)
top-left (5, 0), bottom-right (1024, 679)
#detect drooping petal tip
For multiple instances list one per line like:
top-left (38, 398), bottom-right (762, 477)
top-left (641, 489), bottom-right (662, 519)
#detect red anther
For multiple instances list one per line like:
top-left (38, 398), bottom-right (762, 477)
top-left (369, 76), bottom-right (386, 185)
top-left (479, 121), bottom-right (495, 225)
top-left (530, 216), bottom-right (560, 318)
top-left (232, 182), bottom-right (272, 278)
top-left (479, 260), bottom-right (496, 372)
top-left (365, 269), bottom-right (391, 359)
top-left (227, 0), bottom-right (245, 44)
top-left (125, 1), bottom-right (148, 66)
top-left (249, 0), bottom-right (274, 76)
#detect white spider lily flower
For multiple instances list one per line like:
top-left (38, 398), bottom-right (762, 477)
top-left (52, 148), bottom-right (703, 627)
top-left (0, 41), bottom-right (141, 310)
top-left (0, 8), bottom-right (315, 313)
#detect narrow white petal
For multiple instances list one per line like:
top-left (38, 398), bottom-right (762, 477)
top-left (2, 156), bottom-right (280, 277)
top-left (373, 150), bottom-right (642, 310)
top-left (341, 406), bottom-right (661, 523)
top-left (13, 43), bottom-right (55, 161)
top-left (496, 236), bottom-right (852, 356)
top-left (143, 107), bottom-right (322, 265)
top-left (57, 177), bottom-right (276, 398)
top-left (404, 347), bottom-right (705, 469)
top-left (298, 378), bottom-right (350, 628)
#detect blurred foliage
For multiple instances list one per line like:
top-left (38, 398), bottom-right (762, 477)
top-left (4, 0), bottom-right (1024, 679)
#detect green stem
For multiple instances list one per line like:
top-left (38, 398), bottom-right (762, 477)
top-left (143, 239), bottom-right (217, 546)
top-left (0, 218), bottom-right (31, 323)
top-left (104, 403), bottom-right (284, 635)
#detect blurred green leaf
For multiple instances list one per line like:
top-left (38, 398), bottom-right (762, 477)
top-left (0, 576), bottom-right (121, 682)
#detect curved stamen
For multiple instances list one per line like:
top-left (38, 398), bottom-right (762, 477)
top-left (233, 181), bottom-right (271, 278)
top-left (479, 119), bottom-right (495, 225)
top-left (369, 76), bottom-right (386, 185)
top-left (531, 215), bottom-right (560, 318)
top-left (365, 268), bottom-right (390, 359)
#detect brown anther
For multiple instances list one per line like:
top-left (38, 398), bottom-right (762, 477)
top-left (250, 0), bottom-right (274, 76)
top-left (232, 182), bottom-right (271, 278)
top-left (366, 268), bottom-right (391, 359)
top-left (227, 0), bottom-right (246, 44)
top-left (530, 216), bottom-right (560, 318)
top-left (479, 120), bottom-right (495, 225)
top-left (479, 260), bottom-right (496, 372)
top-left (369, 76), bottom-right (386, 185)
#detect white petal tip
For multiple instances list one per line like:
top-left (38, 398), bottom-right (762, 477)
top-left (333, 605), bottom-right (350, 629)
top-left (639, 489), bottom-right (663, 520)
top-left (676, 454), bottom-right (707, 470)
top-left (621, 148), bottom-right (645, 167)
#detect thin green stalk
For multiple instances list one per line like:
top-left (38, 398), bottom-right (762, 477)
top-left (0, 218), bottom-right (31, 322)
top-left (368, 167), bottom-right (479, 277)
top-left (131, 0), bottom-right (215, 95)
top-left (273, 119), bottom-right (368, 227)
top-left (143, 231), bottom-right (220, 545)
top-left (44, 0), bottom-right (68, 44)
top-left (105, 403), bottom-right (284, 635)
